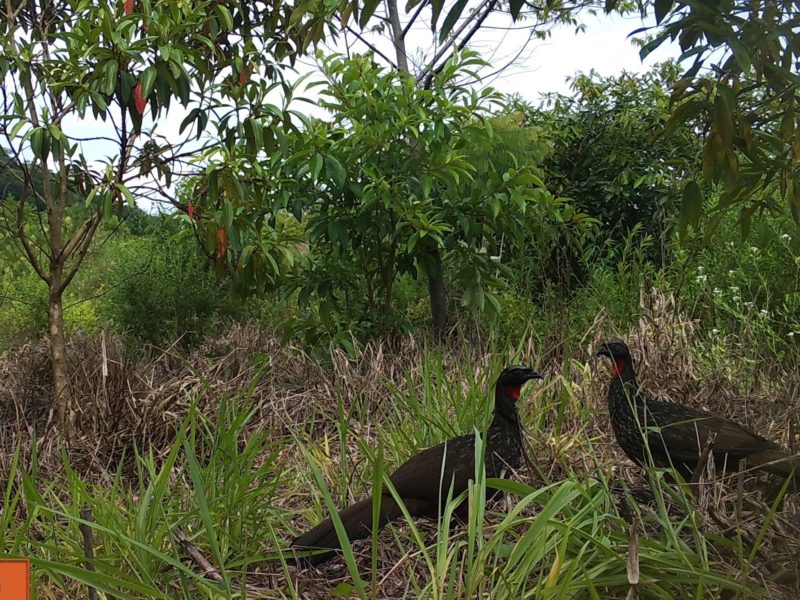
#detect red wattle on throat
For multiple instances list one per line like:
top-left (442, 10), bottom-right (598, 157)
top-left (611, 359), bottom-right (627, 378)
top-left (506, 385), bottom-right (521, 401)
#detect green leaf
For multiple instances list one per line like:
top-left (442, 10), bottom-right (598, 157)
top-left (330, 582), bottom-right (355, 597)
top-left (430, 0), bottom-right (444, 31)
top-left (737, 203), bottom-right (759, 240)
top-left (181, 432), bottom-right (229, 591)
top-left (359, 0), bottom-right (382, 28)
top-left (102, 189), bottom-right (114, 219)
top-left (301, 449), bottom-right (368, 597)
top-left (239, 244), bottom-right (256, 269)
top-left (791, 181), bottom-right (800, 227)
top-left (406, 232), bottom-right (418, 253)
top-left (103, 60), bottom-right (118, 96)
top-left (30, 558), bottom-right (154, 599)
top-left (654, 0), bottom-right (674, 25)
top-left (324, 155), bottom-right (346, 188)
top-left (179, 108), bottom-right (199, 135)
top-left (223, 198), bottom-right (235, 227)
top-left (679, 181), bottom-right (702, 241)
top-left (116, 183), bottom-right (135, 207)
top-left (639, 29), bottom-right (671, 61)
top-left (714, 92), bottom-right (734, 145)
top-left (489, 197), bottom-right (501, 219)
top-left (309, 153), bottom-right (323, 181)
top-left (140, 65), bottom-right (157, 98)
top-left (215, 4), bottom-right (234, 30)
top-left (29, 127), bottom-right (47, 160)
top-left (728, 37), bottom-right (752, 74)
top-left (440, 0), bottom-right (469, 41)
top-left (661, 98), bottom-right (705, 140)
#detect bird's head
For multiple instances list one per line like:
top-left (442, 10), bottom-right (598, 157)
top-left (496, 365), bottom-right (542, 402)
top-left (596, 338), bottom-right (633, 378)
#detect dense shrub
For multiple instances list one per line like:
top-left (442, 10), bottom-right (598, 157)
top-left (0, 267), bottom-right (48, 344)
top-left (94, 232), bottom-right (241, 346)
top-left (674, 212), bottom-right (800, 365)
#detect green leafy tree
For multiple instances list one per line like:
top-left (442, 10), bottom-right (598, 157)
top-left (640, 0), bottom-right (800, 236)
top-left (186, 51), bottom-right (580, 341)
top-left (521, 64), bottom-right (702, 258)
top-left (0, 0), bottom-right (335, 432)
top-left (300, 53), bottom-right (565, 335)
top-left (182, 0), bottom-right (626, 340)
top-left (338, 0), bottom-right (625, 335)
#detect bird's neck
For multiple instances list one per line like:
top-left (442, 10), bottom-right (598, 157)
top-left (492, 388), bottom-right (522, 432)
top-left (609, 360), bottom-right (643, 408)
top-left (610, 358), bottom-right (636, 381)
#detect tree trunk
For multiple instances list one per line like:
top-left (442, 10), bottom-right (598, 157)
top-left (48, 271), bottom-right (71, 434)
top-left (385, 0), bottom-right (450, 339)
top-left (426, 244), bottom-right (448, 340)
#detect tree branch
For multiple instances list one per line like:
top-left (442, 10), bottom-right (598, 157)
top-left (421, 0), bottom-right (498, 88)
top-left (60, 214), bottom-right (100, 292)
top-left (385, 0), bottom-right (410, 73)
top-left (345, 25), bottom-right (398, 68)
top-left (401, 0), bottom-right (429, 39)
top-left (15, 185), bottom-right (50, 283)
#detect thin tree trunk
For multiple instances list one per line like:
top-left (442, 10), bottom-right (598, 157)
top-left (385, 0), bottom-right (409, 73)
top-left (385, 0), bottom-right (451, 337)
top-left (426, 244), bottom-right (448, 340)
top-left (48, 270), bottom-right (71, 433)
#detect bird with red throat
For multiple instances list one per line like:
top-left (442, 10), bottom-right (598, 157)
top-left (291, 365), bottom-right (542, 566)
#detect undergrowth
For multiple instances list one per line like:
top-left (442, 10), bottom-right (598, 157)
top-left (1, 298), bottom-right (798, 598)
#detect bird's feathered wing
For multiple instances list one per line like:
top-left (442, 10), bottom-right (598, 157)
top-left (389, 435), bottom-right (476, 502)
top-left (642, 400), bottom-right (794, 475)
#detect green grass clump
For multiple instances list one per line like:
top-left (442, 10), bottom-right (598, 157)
top-left (2, 343), bottom-right (788, 599)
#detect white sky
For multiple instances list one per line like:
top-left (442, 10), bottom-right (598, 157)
top-left (486, 13), bottom-right (675, 98)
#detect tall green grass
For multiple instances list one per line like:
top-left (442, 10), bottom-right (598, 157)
top-left (1, 350), bottom-right (781, 598)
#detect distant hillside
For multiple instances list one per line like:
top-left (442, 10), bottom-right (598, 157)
top-left (0, 147), bottom-right (82, 209)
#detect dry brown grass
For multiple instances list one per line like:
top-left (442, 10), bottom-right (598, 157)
top-left (1, 288), bottom-right (799, 598)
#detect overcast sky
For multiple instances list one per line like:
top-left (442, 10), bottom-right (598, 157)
top-left (486, 13), bottom-right (675, 99)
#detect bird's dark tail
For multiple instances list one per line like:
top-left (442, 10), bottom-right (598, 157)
top-left (291, 494), bottom-right (425, 566)
top-left (749, 448), bottom-right (800, 479)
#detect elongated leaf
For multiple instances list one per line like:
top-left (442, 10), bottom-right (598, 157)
top-left (440, 0), bottom-right (468, 42)
top-left (714, 93), bottom-right (734, 145)
top-left (324, 155), bottom-right (346, 188)
top-left (359, 0), bottom-right (381, 28)
top-left (510, 0), bottom-right (526, 21)
top-left (181, 432), bottom-right (229, 591)
top-left (301, 449), bottom-right (368, 598)
top-left (430, 0), bottom-right (444, 31)
top-left (31, 558), bottom-right (157, 599)
top-left (140, 66), bottom-right (157, 98)
top-left (679, 181), bottom-right (702, 241)
top-left (654, 0), bottom-right (674, 25)
top-left (791, 181), bottom-right (800, 227)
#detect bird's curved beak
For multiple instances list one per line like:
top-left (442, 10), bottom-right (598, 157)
top-left (523, 369), bottom-right (543, 382)
top-left (596, 345), bottom-right (611, 358)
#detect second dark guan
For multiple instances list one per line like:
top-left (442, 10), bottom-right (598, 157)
top-left (597, 337), bottom-right (798, 480)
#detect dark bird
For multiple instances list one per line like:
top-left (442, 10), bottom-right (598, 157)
top-left (597, 337), bottom-right (797, 480)
top-left (291, 365), bottom-right (542, 566)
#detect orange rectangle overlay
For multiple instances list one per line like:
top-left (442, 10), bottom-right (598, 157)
top-left (0, 559), bottom-right (30, 600)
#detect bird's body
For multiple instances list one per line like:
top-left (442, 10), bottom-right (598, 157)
top-left (598, 338), bottom-right (796, 480)
top-left (291, 365), bottom-right (541, 566)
